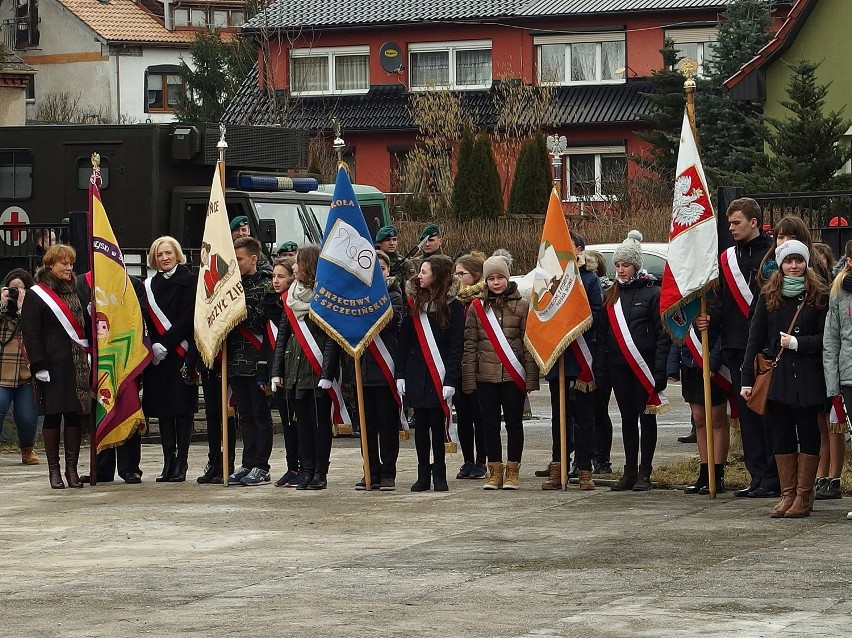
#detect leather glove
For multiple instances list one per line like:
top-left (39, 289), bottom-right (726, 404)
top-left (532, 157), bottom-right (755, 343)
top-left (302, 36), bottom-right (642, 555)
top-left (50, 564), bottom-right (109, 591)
top-left (396, 379), bottom-right (406, 396)
top-left (35, 370), bottom-right (50, 382)
top-left (270, 377), bottom-right (282, 392)
top-left (152, 343), bottom-right (168, 362)
top-left (442, 386), bottom-right (455, 400)
top-left (653, 377), bottom-right (667, 393)
top-left (318, 379), bottom-right (333, 390)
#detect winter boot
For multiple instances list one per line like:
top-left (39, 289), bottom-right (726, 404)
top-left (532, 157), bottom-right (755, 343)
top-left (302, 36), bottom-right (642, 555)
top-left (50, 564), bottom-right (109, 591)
top-left (541, 462), bottom-right (561, 490)
top-left (503, 461), bottom-right (521, 490)
top-left (432, 463), bottom-right (449, 492)
top-left (771, 453), bottom-right (798, 517)
top-left (20, 446), bottom-right (40, 465)
top-left (534, 464), bottom-right (553, 478)
top-left (816, 477), bottom-right (842, 500)
top-left (633, 465), bottom-right (653, 491)
top-left (63, 427), bottom-right (84, 488)
top-left (168, 417), bottom-right (192, 482)
top-left (43, 429), bottom-right (64, 489)
top-left (578, 469), bottom-right (595, 490)
top-left (483, 462), bottom-right (504, 490)
top-left (785, 453), bottom-right (820, 518)
top-left (410, 464), bottom-right (431, 492)
top-left (684, 463), bottom-right (708, 494)
top-left (700, 464), bottom-right (727, 495)
top-left (611, 465), bottom-right (638, 491)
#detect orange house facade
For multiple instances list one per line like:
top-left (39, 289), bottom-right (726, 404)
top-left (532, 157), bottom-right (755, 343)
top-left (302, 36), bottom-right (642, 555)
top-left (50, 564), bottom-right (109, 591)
top-left (226, 0), bottom-right (790, 201)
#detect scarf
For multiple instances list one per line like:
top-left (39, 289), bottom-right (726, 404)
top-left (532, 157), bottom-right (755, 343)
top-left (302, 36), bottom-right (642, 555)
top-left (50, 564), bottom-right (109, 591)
top-left (161, 264), bottom-right (179, 279)
top-left (286, 280), bottom-right (313, 320)
top-left (782, 275), bottom-right (805, 298)
top-left (843, 274), bottom-right (852, 294)
top-left (457, 280), bottom-right (485, 305)
top-left (617, 269), bottom-right (650, 287)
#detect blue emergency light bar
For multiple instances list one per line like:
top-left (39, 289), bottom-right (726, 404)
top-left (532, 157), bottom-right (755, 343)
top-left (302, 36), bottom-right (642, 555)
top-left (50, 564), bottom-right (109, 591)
top-left (236, 173), bottom-right (318, 193)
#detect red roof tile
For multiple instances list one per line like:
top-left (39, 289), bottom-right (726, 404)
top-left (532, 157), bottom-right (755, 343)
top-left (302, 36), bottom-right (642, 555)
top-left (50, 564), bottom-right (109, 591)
top-left (56, 0), bottom-right (198, 44)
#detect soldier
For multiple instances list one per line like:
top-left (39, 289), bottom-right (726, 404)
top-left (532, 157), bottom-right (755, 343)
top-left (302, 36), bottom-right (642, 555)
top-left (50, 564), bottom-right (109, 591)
top-left (375, 225), bottom-right (414, 281)
top-left (276, 240), bottom-right (298, 259)
top-left (410, 224), bottom-right (445, 274)
top-left (230, 215), bottom-right (250, 241)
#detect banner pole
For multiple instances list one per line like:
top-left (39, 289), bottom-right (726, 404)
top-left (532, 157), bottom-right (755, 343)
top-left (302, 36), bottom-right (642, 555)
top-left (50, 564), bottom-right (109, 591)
top-left (559, 353), bottom-right (568, 491)
top-left (88, 155), bottom-right (99, 486)
top-left (700, 295), bottom-right (717, 498)
top-left (354, 354), bottom-right (372, 489)
top-left (217, 138), bottom-right (230, 487)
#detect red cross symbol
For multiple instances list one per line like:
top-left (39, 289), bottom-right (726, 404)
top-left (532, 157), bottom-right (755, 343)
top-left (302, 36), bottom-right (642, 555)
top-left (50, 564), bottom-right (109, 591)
top-left (0, 207), bottom-right (30, 246)
top-left (3, 211), bottom-right (25, 242)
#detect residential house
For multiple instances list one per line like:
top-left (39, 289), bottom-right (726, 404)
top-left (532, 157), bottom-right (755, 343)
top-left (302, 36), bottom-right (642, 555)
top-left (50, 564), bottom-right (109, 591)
top-left (225, 0), bottom-right (790, 204)
top-left (0, 48), bottom-right (35, 125)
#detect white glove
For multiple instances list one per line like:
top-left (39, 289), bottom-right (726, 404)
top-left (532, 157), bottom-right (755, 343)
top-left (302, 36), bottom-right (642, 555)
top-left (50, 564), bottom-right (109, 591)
top-left (318, 378), bottom-right (333, 390)
top-left (152, 343), bottom-right (168, 362)
top-left (396, 379), bottom-right (406, 396)
top-left (35, 370), bottom-right (50, 382)
top-left (271, 377), bottom-right (282, 392)
top-left (442, 386), bottom-right (455, 400)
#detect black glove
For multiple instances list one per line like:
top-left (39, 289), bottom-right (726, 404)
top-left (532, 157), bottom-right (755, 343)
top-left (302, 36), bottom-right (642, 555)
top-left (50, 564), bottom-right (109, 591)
top-left (653, 376), bottom-right (667, 393)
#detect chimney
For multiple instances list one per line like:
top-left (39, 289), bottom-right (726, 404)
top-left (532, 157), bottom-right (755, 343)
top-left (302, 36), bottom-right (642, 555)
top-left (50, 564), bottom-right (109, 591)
top-left (164, 0), bottom-right (172, 30)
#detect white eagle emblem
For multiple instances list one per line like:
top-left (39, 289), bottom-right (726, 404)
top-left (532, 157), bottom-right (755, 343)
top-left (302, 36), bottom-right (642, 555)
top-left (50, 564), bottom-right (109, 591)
top-left (672, 174), bottom-right (705, 228)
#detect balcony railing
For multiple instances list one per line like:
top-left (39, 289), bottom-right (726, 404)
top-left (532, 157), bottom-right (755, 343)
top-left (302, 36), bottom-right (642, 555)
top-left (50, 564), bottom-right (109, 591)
top-left (1, 18), bottom-right (34, 51)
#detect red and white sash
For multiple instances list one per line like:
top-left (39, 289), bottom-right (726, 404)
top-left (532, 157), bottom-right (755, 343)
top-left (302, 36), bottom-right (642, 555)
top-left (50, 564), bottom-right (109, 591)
top-left (471, 298), bottom-right (526, 394)
top-left (409, 300), bottom-right (454, 443)
top-left (30, 283), bottom-right (90, 350)
top-left (829, 395), bottom-right (849, 433)
top-left (568, 334), bottom-right (595, 392)
top-left (367, 334), bottom-right (408, 431)
top-left (685, 328), bottom-right (739, 424)
top-left (265, 318), bottom-right (278, 350)
top-left (283, 299), bottom-right (351, 426)
top-left (607, 299), bottom-right (669, 414)
top-left (237, 325), bottom-right (263, 351)
top-left (720, 247), bottom-right (753, 318)
top-left (143, 277), bottom-right (188, 357)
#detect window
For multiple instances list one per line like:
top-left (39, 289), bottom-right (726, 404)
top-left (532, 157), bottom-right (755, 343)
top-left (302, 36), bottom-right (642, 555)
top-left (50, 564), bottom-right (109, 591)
top-left (147, 71), bottom-right (184, 112)
top-left (190, 7), bottom-right (206, 26)
top-left (25, 75), bottom-right (34, 102)
top-left (213, 10), bottom-right (228, 28)
top-left (666, 28), bottom-right (718, 77)
top-left (290, 46), bottom-right (369, 95)
top-left (409, 41), bottom-right (492, 90)
top-left (76, 157), bottom-right (109, 190)
top-left (0, 150), bottom-right (33, 200)
top-left (173, 8), bottom-right (189, 26)
top-left (562, 147), bottom-right (627, 200)
top-left (535, 33), bottom-right (625, 85)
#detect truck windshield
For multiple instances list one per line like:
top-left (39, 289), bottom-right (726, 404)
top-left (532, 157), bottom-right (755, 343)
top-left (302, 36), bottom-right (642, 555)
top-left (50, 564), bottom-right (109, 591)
top-left (306, 204), bottom-right (331, 237)
top-left (252, 202), bottom-right (320, 245)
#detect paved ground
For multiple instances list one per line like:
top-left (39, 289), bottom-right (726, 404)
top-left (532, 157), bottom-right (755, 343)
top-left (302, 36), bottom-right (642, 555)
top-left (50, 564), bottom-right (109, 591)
top-left (2, 383), bottom-right (851, 638)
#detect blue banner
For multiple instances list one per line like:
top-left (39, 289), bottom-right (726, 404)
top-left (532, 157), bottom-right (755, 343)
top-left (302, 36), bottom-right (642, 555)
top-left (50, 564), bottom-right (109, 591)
top-left (309, 166), bottom-right (392, 356)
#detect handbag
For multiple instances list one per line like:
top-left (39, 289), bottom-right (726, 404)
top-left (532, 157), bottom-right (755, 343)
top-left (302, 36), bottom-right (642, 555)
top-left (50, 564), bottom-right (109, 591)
top-left (747, 301), bottom-right (804, 415)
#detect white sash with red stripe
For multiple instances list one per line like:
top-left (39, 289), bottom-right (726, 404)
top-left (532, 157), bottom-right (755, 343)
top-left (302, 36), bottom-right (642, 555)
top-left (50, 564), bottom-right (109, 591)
top-left (144, 277), bottom-right (188, 357)
top-left (568, 334), bottom-right (595, 392)
top-left (471, 298), bottom-right (526, 394)
top-left (30, 283), bottom-right (90, 350)
top-left (266, 319), bottom-right (278, 349)
top-left (367, 334), bottom-right (408, 431)
top-left (720, 247), bottom-right (753, 318)
top-left (607, 299), bottom-right (669, 414)
top-left (409, 301), bottom-right (454, 444)
top-left (685, 327), bottom-right (739, 423)
top-left (283, 302), bottom-right (351, 426)
top-left (829, 395), bottom-right (849, 433)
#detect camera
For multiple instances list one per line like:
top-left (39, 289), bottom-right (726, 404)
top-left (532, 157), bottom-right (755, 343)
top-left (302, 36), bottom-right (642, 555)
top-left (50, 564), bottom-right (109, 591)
top-left (5, 287), bottom-right (19, 315)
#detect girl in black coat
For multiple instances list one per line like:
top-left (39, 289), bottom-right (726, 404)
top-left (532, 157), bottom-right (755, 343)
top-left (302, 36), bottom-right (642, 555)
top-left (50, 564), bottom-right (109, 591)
top-left (742, 240), bottom-right (827, 518)
top-left (396, 254), bottom-right (464, 492)
top-left (142, 236), bottom-right (198, 483)
top-left (21, 245), bottom-right (91, 489)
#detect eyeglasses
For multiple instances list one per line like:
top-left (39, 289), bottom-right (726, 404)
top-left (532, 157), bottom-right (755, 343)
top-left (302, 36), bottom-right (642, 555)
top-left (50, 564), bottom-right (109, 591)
top-left (455, 271), bottom-right (469, 277)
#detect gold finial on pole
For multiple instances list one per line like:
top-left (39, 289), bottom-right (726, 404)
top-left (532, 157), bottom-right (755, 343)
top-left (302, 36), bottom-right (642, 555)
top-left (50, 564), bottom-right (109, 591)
top-left (679, 58), bottom-right (699, 136)
top-left (91, 152), bottom-right (100, 169)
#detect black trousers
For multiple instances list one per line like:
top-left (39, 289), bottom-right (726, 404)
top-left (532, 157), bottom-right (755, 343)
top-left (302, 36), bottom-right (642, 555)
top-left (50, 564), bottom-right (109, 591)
top-left (548, 378), bottom-right (595, 470)
top-left (413, 407), bottom-right (446, 468)
top-left (292, 393), bottom-right (333, 474)
top-left (362, 385), bottom-right (400, 480)
top-left (767, 402), bottom-right (821, 455)
top-left (201, 371), bottom-right (236, 468)
top-left (273, 391), bottom-right (300, 472)
top-left (724, 349), bottom-right (778, 490)
top-left (455, 389), bottom-right (485, 465)
top-left (610, 366), bottom-right (657, 467)
top-left (594, 381), bottom-right (614, 463)
top-left (92, 431), bottom-right (142, 481)
top-left (229, 376), bottom-right (273, 471)
top-left (477, 381), bottom-right (525, 463)
top-left (42, 412), bottom-right (81, 429)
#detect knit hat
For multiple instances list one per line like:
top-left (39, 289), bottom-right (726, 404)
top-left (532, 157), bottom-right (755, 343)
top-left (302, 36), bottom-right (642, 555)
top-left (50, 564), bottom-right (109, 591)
top-left (775, 239), bottom-right (810, 266)
top-left (483, 255), bottom-right (510, 280)
top-left (612, 230), bottom-right (643, 270)
top-left (375, 225), bottom-right (398, 242)
top-left (229, 215), bottom-right (249, 231)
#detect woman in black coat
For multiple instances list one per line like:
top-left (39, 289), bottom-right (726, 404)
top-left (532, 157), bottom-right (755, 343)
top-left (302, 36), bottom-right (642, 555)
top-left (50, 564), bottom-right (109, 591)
top-left (21, 245), bottom-right (91, 489)
top-left (742, 240), bottom-right (827, 518)
top-left (396, 254), bottom-right (464, 492)
top-left (142, 236), bottom-right (198, 482)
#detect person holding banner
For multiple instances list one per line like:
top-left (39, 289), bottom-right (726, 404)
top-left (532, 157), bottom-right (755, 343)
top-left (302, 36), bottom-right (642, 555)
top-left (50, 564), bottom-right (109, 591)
top-left (142, 236), bottom-right (198, 483)
top-left (397, 254), bottom-right (464, 492)
top-left (595, 231), bottom-right (671, 492)
top-left (463, 253), bottom-right (539, 490)
top-left (21, 245), bottom-right (92, 489)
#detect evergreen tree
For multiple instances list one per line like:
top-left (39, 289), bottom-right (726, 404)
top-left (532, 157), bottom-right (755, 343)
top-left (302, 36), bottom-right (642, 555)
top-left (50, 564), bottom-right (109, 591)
top-left (457, 135), bottom-right (504, 220)
top-left (450, 128), bottom-right (475, 219)
top-left (733, 59), bottom-right (852, 192)
top-left (696, 0), bottom-right (773, 180)
top-left (507, 132), bottom-right (551, 215)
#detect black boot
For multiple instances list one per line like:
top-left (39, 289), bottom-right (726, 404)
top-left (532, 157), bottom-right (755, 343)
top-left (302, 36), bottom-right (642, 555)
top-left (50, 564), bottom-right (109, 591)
top-left (168, 417), bottom-right (192, 482)
top-left (63, 426), bottom-right (84, 488)
top-left (43, 428), bottom-right (65, 489)
top-left (678, 422), bottom-right (697, 444)
top-left (432, 463), bottom-right (448, 492)
top-left (295, 469), bottom-right (313, 490)
top-left (684, 463), bottom-right (708, 494)
top-left (156, 417), bottom-right (177, 482)
top-left (197, 459), bottom-right (222, 484)
top-left (611, 465), bottom-right (638, 491)
top-left (307, 472), bottom-right (328, 490)
top-left (633, 465), bottom-right (653, 491)
top-left (411, 464), bottom-right (431, 492)
top-left (700, 464), bottom-right (727, 495)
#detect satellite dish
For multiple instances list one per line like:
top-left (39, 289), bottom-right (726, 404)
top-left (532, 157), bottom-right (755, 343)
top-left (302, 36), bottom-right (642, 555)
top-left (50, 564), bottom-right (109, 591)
top-left (380, 41), bottom-right (403, 73)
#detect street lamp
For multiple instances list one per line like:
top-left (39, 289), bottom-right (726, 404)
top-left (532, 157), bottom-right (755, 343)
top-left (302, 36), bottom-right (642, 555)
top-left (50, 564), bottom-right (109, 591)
top-left (546, 134), bottom-right (568, 199)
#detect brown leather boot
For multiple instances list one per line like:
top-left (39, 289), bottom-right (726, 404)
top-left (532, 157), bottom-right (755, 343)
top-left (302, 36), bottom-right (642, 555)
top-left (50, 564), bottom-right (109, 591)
top-left (578, 469), bottom-right (595, 490)
top-left (503, 461), bottom-right (520, 490)
top-left (63, 426), bottom-right (84, 489)
top-left (42, 428), bottom-right (64, 489)
top-left (20, 446), bottom-right (40, 465)
top-left (785, 453), bottom-right (819, 518)
top-left (483, 462), bottom-right (504, 490)
top-left (541, 462), bottom-right (561, 490)
top-left (771, 453), bottom-right (798, 517)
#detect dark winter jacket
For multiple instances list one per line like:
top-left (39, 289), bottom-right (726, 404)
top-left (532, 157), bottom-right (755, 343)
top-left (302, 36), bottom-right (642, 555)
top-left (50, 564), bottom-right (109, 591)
top-left (545, 266), bottom-right (603, 381)
top-left (226, 268), bottom-right (272, 377)
top-left (594, 274), bottom-right (671, 387)
top-left (742, 292), bottom-right (828, 408)
top-left (396, 279), bottom-right (464, 409)
top-left (258, 285), bottom-right (285, 384)
top-left (665, 329), bottom-right (723, 380)
top-left (141, 265), bottom-right (198, 417)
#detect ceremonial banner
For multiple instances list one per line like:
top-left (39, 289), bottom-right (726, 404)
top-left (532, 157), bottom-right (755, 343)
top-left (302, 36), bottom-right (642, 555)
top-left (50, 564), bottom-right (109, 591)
top-left (310, 166), bottom-right (392, 356)
top-left (194, 162), bottom-right (246, 366)
top-left (660, 109), bottom-right (719, 343)
top-left (524, 188), bottom-right (592, 373)
top-left (90, 177), bottom-right (151, 453)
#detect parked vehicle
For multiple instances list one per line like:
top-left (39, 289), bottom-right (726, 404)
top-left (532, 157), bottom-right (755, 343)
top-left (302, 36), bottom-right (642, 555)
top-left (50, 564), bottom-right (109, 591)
top-left (585, 242), bottom-right (669, 281)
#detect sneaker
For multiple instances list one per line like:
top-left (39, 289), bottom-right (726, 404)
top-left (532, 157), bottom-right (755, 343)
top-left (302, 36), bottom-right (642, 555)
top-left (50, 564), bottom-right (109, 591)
top-left (197, 463), bottom-right (222, 484)
top-left (227, 467), bottom-right (250, 485)
top-left (469, 462), bottom-right (487, 479)
top-left (593, 461), bottom-right (613, 475)
top-left (240, 467), bottom-right (271, 486)
top-left (456, 461), bottom-right (474, 479)
top-left (274, 469), bottom-right (300, 488)
top-left (379, 477), bottom-right (396, 491)
top-left (567, 462), bottom-right (579, 479)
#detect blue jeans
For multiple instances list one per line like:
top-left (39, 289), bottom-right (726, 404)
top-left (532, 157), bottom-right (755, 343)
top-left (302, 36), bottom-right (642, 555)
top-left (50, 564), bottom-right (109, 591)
top-left (0, 384), bottom-right (38, 447)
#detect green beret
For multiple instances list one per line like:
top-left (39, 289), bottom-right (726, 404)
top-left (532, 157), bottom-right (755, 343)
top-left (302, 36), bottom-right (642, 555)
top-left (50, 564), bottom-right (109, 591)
top-left (419, 223), bottom-right (440, 241)
top-left (277, 241), bottom-right (298, 253)
top-left (375, 225), bottom-right (398, 242)
top-left (229, 215), bottom-right (249, 231)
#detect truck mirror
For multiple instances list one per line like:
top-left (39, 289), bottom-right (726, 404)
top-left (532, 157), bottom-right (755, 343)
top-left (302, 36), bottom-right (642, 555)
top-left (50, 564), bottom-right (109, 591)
top-left (257, 219), bottom-right (276, 244)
